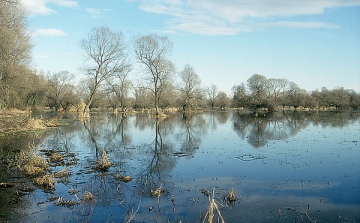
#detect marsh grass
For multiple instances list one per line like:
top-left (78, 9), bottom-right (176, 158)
top-left (33, 174), bottom-right (55, 190)
top-left (203, 188), bottom-right (225, 223)
top-left (18, 150), bottom-right (48, 176)
top-left (54, 167), bottom-right (71, 178)
top-left (95, 148), bottom-right (111, 171)
top-left (48, 151), bottom-right (64, 164)
top-left (222, 188), bottom-right (237, 205)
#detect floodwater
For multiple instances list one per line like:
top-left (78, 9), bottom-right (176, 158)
top-left (0, 111), bottom-right (359, 223)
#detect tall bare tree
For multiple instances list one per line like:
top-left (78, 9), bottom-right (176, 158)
top-left (80, 26), bottom-right (130, 117)
top-left (0, 0), bottom-right (32, 109)
top-left (207, 84), bottom-right (218, 108)
top-left (133, 34), bottom-right (175, 115)
top-left (47, 71), bottom-right (79, 111)
top-left (179, 64), bottom-right (202, 111)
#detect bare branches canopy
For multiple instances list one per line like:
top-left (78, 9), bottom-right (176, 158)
top-left (80, 26), bottom-right (130, 116)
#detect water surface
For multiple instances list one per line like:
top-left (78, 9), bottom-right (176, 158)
top-left (0, 111), bottom-right (359, 222)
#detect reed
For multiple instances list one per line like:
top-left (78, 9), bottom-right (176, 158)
top-left (33, 174), bottom-right (55, 190)
top-left (202, 188), bottom-right (225, 223)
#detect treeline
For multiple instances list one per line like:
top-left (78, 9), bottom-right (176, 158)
top-left (1, 1), bottom-right (359, 115)
top-left (232, 74), bottom-right (360, 111)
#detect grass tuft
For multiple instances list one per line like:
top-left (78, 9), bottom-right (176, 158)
top-left (95, 148), bottom-right (111, 171)
top-left (33, 174), bottom-right (55, 190)
top-left (202, 188), bottom-right (225, 223)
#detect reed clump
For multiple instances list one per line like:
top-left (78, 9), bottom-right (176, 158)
top-left (54, 167), bottom-right (71, 178)
top-left (82, 191), bottom-right (94, 202)
top-left (203, 188), bottom-right (225, 223)
top-left (33, 174), bottom-right (55, 190)
top-left (19, 151), bottom-right (48, 176)
top-left (115, 174), bottom-right (132, 183)
top-left (48, 152), bottom-right (64, 164)
top-left (95, 149), bottom-right (111, 171)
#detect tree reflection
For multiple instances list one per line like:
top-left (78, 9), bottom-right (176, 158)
top-left (232, 112), bottom-right (310, 147)
top-left (174, 113), bottom-right (206, 158)
top-left (136, 118), bottom-right (176, 197)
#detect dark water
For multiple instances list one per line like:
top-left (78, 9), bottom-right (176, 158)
top-left (0, 111), bottom-right (359, 223)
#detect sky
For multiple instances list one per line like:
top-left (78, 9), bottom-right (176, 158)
top-left (20, 0), bottom-right (360, 95)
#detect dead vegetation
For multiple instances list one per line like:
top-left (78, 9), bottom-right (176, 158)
top-left (222, 188), bottom-right (237, 204)
top-left (0, 110), bottom-right (68, 134)
top-left (33, 174), bottom-right (55, 190)
top-left (203, 188), bottom-right (225, 223)
top-left (18, 150), bottom-right (48, 176)
top-left (94, 149), bottom-right (111, 171)
top-left (115, 174), bottom-right (132, 183)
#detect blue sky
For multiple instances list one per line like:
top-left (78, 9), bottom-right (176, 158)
top-left (21, 0), bottom-right (360, 94)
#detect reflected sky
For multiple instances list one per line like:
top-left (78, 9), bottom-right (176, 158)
top-left (0, 111), bottom-right (359, 223)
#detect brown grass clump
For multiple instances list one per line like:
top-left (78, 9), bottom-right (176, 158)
top-left (54, 167), bottom-right (71, 178)
top-left (115, 174), bottom-right (132, 183)
top-left (81, 191), bottom-right (94, 202)
top-left (95, 149), bottom-right (111, 171)
top-left (20, 151), bottom-right (48, 176)
top-left (203, 188), bottom-right (225, 223)
top-left (226, 188), bottom-right (237, 202)
top-left (48, 152), bottom-right (64, 164)
top-left (26, 118), bottom-right (46, 130)
top-left (33, 174), bottom-right (55, 190)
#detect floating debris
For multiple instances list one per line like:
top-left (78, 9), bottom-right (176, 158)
top-left (236, 154), bottom-right (265, 161)
top-left (200, 188), bottom-right (211, 196)
top-left (115, 174), bottom-right (132, 183)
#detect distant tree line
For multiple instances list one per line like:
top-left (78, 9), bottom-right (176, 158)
top-left (1, 1), bottom-right (359, 114)
top-left (232, 74), bottom-right (360, 111)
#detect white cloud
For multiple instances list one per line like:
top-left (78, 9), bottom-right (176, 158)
top-left (86, 8), bottom-right (102, 18)
top-left (85, 7), bottom-right (114, 19)
top-left (33, 28), bottom-right (67, 37)
top-left (265, 21), bottom-right (340, 29)
top-left (20, 0), bottom-right (78, 16)
top-left (132, 0), bottom-right (360, 35)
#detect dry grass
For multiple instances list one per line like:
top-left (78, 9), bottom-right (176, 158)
top-left (54, 167), bottom-right (71, 178)
top-left (115, 174), bottom-right (132, 183)
top-left (26, 118), bottom-right (46, 130)
top-left (48, 152), bottom-right (64, 163)
top-left (95, 148), bottom-right (111, 171)
top-left (82, 191), bottom-right (94, 202)
top-left (19, 151), bottom-right (48, 176)
top-left (203, 188), bottom-right (225, 223)
top-left (33, 174), bottom-right (55, 190)
top-left (225, 188), bottom-right (237, 202)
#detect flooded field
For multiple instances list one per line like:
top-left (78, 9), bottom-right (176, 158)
top-left (1, 111), bottom-right (359, 223)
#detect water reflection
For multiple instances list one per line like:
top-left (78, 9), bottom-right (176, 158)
top-left (0, 111), bottom-right (359, 222)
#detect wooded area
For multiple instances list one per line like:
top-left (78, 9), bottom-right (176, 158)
top-left (1, 0), bottom-right (359, 115)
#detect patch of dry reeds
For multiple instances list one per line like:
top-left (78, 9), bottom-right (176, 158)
top-left (81, 191), bottom-right (94, 203)
top-left (202, 188), bottom-right (225, 223)
top-left (26, 117), bottom-right (46, 130)
top-left (54, 167), bottom-right (71, 178)
top-left (115, 174), bottom-right (132, 183)
top-left (48, 152), bottom-right (64, 164)
top-left (33, 174), bottom-right (55, 190)
top-left (19, 151), bottom-right (48, 176)
top-left (95, 149), bottom-right (111, 171)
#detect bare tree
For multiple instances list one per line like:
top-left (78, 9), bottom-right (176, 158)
top-left (80, 26), bottom-right (130, 117)
top-left (47, 71), bottom-right (79, 111)
top-left (179, 64), bottom-right (202, 111)
top-left (133, 34), bottom-right (175, 115)
top-left (207, 84), bottom-right (218, 108)
top-left (0, 0), bottom-right (32, 109)
top-left (106, 66), bottom-right (132, 113)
